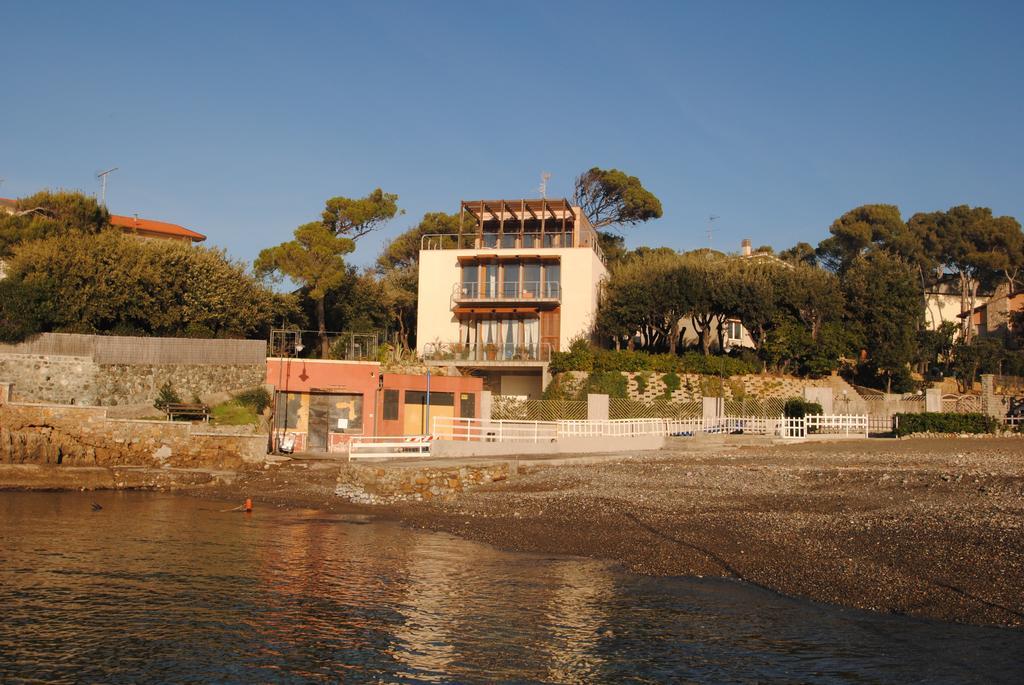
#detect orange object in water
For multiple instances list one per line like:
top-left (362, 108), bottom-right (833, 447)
top-left (244, 498), bottom-right (253, 512)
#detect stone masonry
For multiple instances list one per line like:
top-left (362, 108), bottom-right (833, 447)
top-left (0, 353), bottom-right (264, 406)
top-left (0, 401), bottom-right (265, 470)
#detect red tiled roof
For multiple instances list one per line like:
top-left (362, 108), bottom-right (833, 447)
top-left (0, 197), bottom-right (17, 208)
top-left (109, 214), bottom-right (206, 242)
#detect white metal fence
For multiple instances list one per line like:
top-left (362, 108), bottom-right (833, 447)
top-left (349, 435), bottom-right (432, 459)
top-left (432, 414), bottom-right (869, 442)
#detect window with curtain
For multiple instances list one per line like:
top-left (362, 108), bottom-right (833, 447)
top-left (502, 318), bottom-right (517, 359)
top-left (524, 318), bottom-right (539, 357)
top-left (484, 263), bottom-right (498, 298)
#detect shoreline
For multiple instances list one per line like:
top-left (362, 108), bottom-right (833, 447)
top-left (3, 436), bottom-right (1023, 628)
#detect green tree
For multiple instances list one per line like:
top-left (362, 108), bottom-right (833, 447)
top-left (573, 168), bottom-right (663, 229)
top-left (322, 188), bottom-right (402, 241)
top-left (842, 251), bottom-right (921, 392)
top-left (778, 241), bottom-right (818, 267)
top-left (816, 204), bottom-right (917, 274)
top-left (255, 222), bottom-right (355, 357)
top-left (8, 231), bottom-right (279, 338)
top-left (0, 279), bottom-right (52, 342)
top-left (0, 190), bottom-right (110, 256)
top-left (908, 205), bottom-right (1023, 341)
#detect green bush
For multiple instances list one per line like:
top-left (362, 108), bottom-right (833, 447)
top-left (234, 386), bottom-right (271, 414)
top-left (634, 373), bottom-right (648, 395)
top-left (584, 370), bottom-right (628, 398)
top-left (893, 412), bottom-right (998, 437)
top-left (783, 397), bottom-right (823, 418)
top-left (661, 371), bottom-right (681, 399)
top-left (548, 336), bottom-right (594, 374)
top-left (154, 382), bottom-right (182, 412)
top-left (592, 348), bottom-right (650, 373)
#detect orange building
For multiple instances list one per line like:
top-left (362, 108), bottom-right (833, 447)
top-left (266, 358), bottom-right (482, 453)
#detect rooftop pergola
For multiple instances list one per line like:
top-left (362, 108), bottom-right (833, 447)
top-left (459, 198), bottom-right (576, 236)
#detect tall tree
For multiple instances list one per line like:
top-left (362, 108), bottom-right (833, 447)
top-left (256, 223), bottom-right (355, 357)
top-left (322, 188), bottom-right (402, 241)
top-left (816, 204), bottom-right (917, 273)
top-left (908, 205), bottom-right (1023, 341)
top-left (778, 241), bottom-right (818, 267)
top-left (842, 251), bottom-right (921, 392)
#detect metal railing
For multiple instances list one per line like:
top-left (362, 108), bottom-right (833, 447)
top-left (349, 435), bottom-right (432, 459)
top-left (420, 231), bottom-right (605, 261)
top-left (454, 280), bottom-right (560, 302)
top-left (432, 414), bottom-right (871, 443)
top-left (422, 342), bottom-right (554, 363)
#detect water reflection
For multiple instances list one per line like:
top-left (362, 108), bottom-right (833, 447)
top-left (0, 492), bottom-right (1022, 684)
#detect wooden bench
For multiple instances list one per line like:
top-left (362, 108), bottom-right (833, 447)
top-left (165, 403), bottom-right (210, 422)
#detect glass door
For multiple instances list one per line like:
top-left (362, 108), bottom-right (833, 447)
top-left (484, 263), bottom-right (499, 299)
top-left (502, 263), bottom-right (520, 299)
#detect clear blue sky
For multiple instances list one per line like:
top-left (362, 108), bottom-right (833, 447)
top-left (2, 1), bottom-right (1022, 268)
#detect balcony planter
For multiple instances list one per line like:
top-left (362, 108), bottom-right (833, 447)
top-left (484, 344), bottom-right (498, 361)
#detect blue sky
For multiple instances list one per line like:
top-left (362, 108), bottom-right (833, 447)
top-left (2, 1), bottom-right (1022, 268)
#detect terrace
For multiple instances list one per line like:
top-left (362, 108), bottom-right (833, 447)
top-left (419, 198), bottom-right (604, 260)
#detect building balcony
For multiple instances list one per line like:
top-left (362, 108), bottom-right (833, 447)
top-left (452, 281), bottom-right (560, 306)
top-left (423, 342), bottom-right (554, 364)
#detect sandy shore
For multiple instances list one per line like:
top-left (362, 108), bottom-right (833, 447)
top-left (4, 437), bottom-right (1023, 627)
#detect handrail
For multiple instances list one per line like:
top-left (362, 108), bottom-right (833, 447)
top-left (453, 280), bottom-right (561, 301)
top-left (419, 231), bottom-right (604, 261)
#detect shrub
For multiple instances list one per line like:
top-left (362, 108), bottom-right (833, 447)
top-left (548, 336), bottom-right (594, 374)
top-left (234, 386), bottom-right (271, 414)
top-left (661, 371), bottom-right (681, 399)
top-left (592, 348), bottom-right (650, 373)
top-left (893, 412), bottom-right (998, 437)
top-left (634, 373), bottom-right (648, 395)
top-left (584, 371), bottom-right (628, 398)
top-left (154, 382), bottom-right (182, 412)
top-left (783, 397), bottom-right (823, 418)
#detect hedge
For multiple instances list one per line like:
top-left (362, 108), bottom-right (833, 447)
top-left (893, 412), bottom-right (998, 437)
top-left (550, 345), bottom-right (760, 376)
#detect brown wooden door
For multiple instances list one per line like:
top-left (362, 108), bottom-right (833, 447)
top-left (540, 309), bottom-right (560, 356)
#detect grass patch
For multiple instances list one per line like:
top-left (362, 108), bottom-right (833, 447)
top-left (211, 400), bottom-right (261, 426)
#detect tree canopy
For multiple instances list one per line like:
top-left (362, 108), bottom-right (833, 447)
top-left (572, 167), bottom-right (663, 230)
top-left (321, 188), bottom-right (402, 241)
top-left (0, 190), bottom-right (110, 257)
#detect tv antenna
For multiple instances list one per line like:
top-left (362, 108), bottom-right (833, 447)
top-left (539, 171), bottom-right (551, 198)
top-left (706, 214), bottom-right (719, 243)
top-left (97, 167), bottom-right (118, 207)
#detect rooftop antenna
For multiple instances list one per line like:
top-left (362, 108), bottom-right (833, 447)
top-left (539, 171), bottom-right (551, 198)
top-left (97, 167), bottom-right (118, 207)
top-left (706, 214), bottom-right (719, 244)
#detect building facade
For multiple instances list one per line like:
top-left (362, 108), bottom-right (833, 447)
top-left (417, 199), bottom-right (607, 398)
top-left (266, 358), bottom-right (483, 453)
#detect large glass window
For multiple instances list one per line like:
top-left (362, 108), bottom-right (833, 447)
top-left (502, 263), bottom-right (520, 298)
top-left (522, 261), bottom-right (541, 297)
top-left (524, 318), bottom-right (539, 356)
top-left (461, 263), bottom-right (479, 298)
top-left (544, 263), bottom-right (560, 298)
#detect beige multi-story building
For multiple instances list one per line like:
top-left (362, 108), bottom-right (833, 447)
top-left (417, 199), bottom-right (607, 398)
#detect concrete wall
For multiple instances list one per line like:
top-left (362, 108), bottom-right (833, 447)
top-left (0, 353), bottom-right (265, 406)
top-left (0, 401), bottom-right (265, 469)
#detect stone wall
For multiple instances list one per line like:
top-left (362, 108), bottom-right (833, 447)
top-left (335, 462), bottom-right (513, 505)
top-left (0, 401), bottom-right (265, 469)
top-left (0, 352), bottom-right (264, 406)
top-left (623, 371), bottom-right (856, 403)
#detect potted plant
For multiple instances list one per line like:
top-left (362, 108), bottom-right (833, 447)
top-left (484, 343), bottom-right (498, 360)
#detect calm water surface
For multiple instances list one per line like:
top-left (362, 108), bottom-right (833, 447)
top-left (0, 492), bottom-right (1021, 684)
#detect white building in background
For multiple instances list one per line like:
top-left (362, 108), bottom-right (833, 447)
top-left (417, 198), bottom-right (607, 399)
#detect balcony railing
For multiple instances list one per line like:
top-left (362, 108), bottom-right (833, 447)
top-left (453, 280), bottom-right (560, 303)
top-left (423, 342), bottom-right (554, 363)
top-left (420, 231), bottom-right (604, 261)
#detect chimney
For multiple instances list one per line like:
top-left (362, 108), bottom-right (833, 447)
top-left (741, 238), bottom-right (752, 257)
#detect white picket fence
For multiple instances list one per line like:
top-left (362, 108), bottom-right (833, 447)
top-left (432, 414), bottom-right (869, 443)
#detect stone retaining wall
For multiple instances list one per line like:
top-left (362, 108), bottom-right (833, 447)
top-left (0, 353), bottom-right (264, 406)
top-left (624, 371), bottom-right (856, 403)
top-left (335, 462), bottom-right (513, 505)
top-left (0, 401), bottom-right (265, 470)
